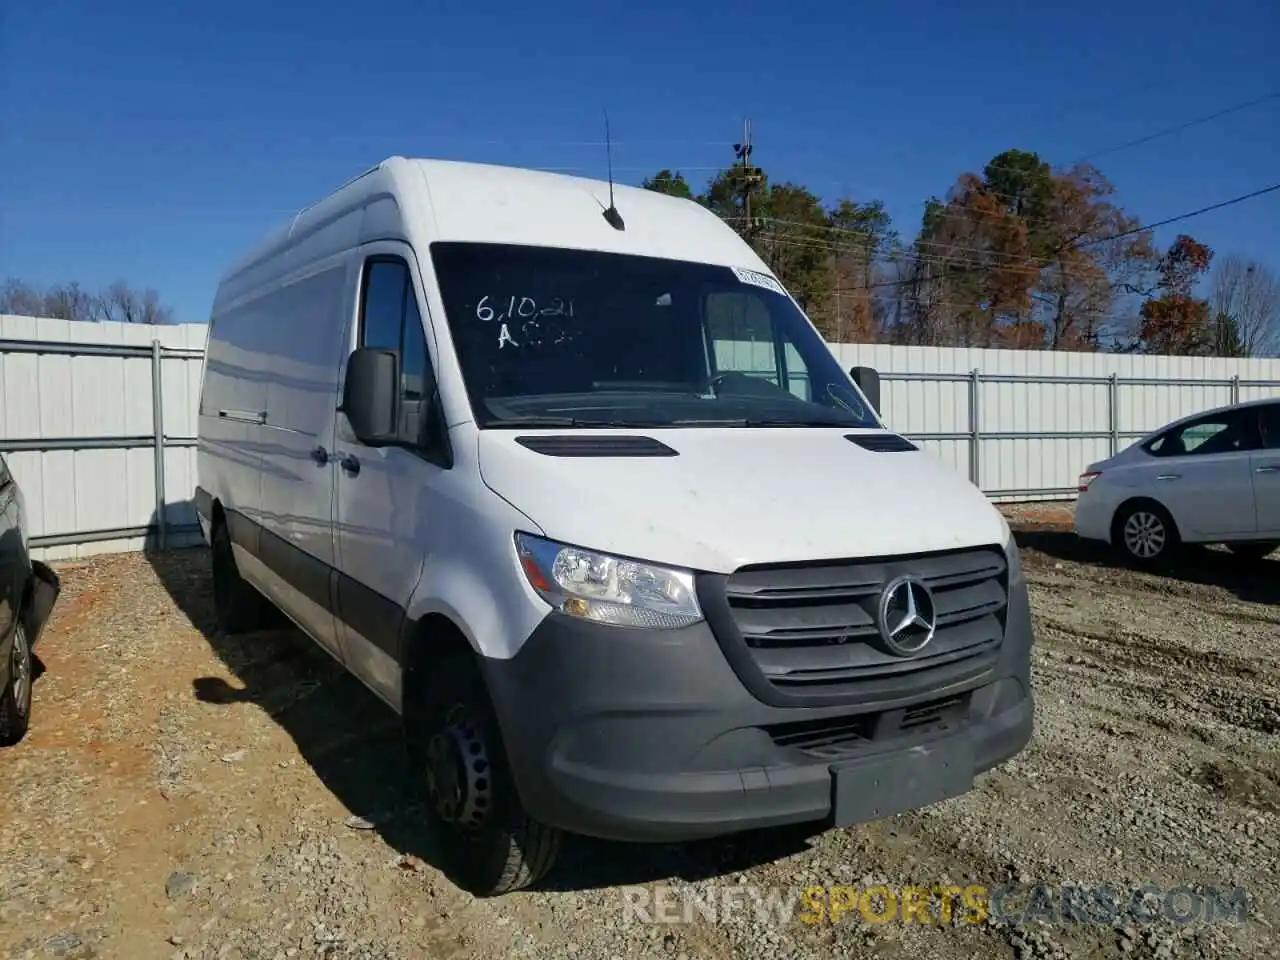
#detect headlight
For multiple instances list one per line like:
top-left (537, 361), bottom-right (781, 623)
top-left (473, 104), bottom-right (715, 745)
top-left (514, 533), bottom-right (703, 629)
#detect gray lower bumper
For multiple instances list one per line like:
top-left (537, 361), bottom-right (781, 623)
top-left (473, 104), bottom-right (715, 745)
top-left (482, 575), bottom-right (1035, 843)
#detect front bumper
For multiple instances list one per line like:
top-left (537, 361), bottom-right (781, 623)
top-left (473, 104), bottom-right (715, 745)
top-left (482, 573), bottom-right (1035, 843)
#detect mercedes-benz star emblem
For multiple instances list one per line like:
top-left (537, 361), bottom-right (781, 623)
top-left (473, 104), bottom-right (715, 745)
top-left (875, 575), bottom-right (938, 657)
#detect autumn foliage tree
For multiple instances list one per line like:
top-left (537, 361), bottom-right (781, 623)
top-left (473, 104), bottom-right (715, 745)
top-left (903, 172), bottom-right (1038, 346)
top-left (641, 147), bottom-right (1274, 356)
top-left (640, 169), bottom-right (696, 201)
top-left (878, 151), bottom-right (1153, 349)
top-left (826, 198), bottom-right (895, 342)
top-left (1035, 164), bottom-right (1152, 349)
top-left (1138, 235), bottom-right (1215, 355)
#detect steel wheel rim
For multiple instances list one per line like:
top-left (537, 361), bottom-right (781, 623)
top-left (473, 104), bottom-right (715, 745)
top-left (1124, 511), bottom-right (1166, 558)
top-left (423, 705), bottom-right (492, 832)
top-left (10, 623), bottom-right (30, 717)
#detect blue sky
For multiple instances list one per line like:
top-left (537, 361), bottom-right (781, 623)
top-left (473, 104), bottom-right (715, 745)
top-left (2, 0), bottom-right (1277, 323)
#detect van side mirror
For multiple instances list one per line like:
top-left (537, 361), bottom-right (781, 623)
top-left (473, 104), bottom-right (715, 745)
top-left (849, 366), bottom-right (881, 415)
top-left (343, 348), bottom-right (399, 444)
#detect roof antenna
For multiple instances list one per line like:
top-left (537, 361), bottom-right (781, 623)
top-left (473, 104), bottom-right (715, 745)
top-left (601, 111), bottom-right (626, 231)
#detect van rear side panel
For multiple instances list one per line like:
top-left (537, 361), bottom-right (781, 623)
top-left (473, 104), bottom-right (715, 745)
top-left (197, 291), bottom-right (270, 540)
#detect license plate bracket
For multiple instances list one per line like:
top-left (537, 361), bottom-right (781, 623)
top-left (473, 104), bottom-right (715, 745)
top-left (830, 738), bottom-right (974, 826)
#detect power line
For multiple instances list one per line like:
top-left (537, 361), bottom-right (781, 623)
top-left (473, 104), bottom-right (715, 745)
top-left (729, 179), bottom-right (1280, 289)
top-left (1072, 181), bottom-right (1280, 249)
top-left (625, 88), bottom-right (1280, 212)
top-left (933, 88), bottom-right (1280, 196)
top-left (1075, 91), bottom-right (1280, 164)
top-left (663, 88), bottom-right (1279, 239)
top-left (842, 180), bottom-right (1280, 293)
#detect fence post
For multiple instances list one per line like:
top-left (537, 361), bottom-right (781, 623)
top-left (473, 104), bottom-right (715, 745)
top-left (1231, 374), bottom-right (1240, 406)
top-left (968, 368), bottom-right (982, 489)
top-left (1108, 373), bottom-right (1119, 456)
top-left (151, 339), bottom-right (167, 551)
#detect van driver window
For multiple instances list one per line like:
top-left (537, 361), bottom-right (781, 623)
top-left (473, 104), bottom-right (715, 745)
top-left (358, 257), bottom-right (434, 440)
top-left (360, 260), bottom-right (406, 353)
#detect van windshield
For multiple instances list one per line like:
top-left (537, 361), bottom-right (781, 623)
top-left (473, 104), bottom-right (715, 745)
top-left (428, 241), bottom-right (879, 429)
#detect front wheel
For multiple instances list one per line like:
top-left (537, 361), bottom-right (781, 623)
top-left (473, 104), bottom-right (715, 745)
top-left (1113, 502), bottom-right (1179, 566)
top-left (0, 621), bottom-right (33, 746)
top-left (409, 653), bottom-right (562, 896)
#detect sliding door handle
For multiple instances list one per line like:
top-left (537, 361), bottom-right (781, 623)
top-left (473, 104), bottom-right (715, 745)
top-left (219, 409), bottom-right (268, 425)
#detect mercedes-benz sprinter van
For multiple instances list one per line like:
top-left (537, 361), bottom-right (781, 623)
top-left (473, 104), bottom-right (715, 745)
top-left (195, 157), bottom-right (1034, 896)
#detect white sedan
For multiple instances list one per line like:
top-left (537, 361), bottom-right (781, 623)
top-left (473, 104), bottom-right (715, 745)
top-left (1074, 398), bottom-right (1280, 565)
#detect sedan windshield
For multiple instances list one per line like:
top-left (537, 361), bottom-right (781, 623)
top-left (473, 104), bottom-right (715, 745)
top-left (428, 242), bottom-right (878, 429)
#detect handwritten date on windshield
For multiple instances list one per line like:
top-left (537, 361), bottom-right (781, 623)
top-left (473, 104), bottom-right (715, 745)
top-left (473, 295), bottom-right (577, 350)
top-left (474, 295), bottom-right (574, 323)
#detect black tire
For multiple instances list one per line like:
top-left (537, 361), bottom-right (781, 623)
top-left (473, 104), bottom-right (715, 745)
top-left (1112, 501), bottom-right (1180, 566)
top-left (0, 620), bottom-right (33, 747)
top-left (1226, 540), bottom-right (1279, 561)
top-left (211, 517), bottom-right (271, 635)
top-left (408, 652), bottom-right (562, 896)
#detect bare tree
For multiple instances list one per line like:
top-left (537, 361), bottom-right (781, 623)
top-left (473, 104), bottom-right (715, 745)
top-left (0, 280), bottom-right (46, 317)
top-left (0, 278), bottom-right (174, 324)
top-left (45, 282), bottom-right (101, 323)
top-left (0, 280), bottom-right (100, 322)
top-left (1210, 256), bottom-right (1280, 357)
top-left (97, 281), bottom-right (173, 325)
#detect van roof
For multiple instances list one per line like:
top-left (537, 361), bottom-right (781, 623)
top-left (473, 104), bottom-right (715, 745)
top-left (217, 156), bottom-right (769, 290)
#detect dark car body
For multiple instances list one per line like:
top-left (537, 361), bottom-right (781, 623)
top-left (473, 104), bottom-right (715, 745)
top-left (1, 453), bottom-right (61, 736)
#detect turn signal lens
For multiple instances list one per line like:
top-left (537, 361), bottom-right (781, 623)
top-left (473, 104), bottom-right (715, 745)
top-left (1078, 471), bottom-right (1101, 492)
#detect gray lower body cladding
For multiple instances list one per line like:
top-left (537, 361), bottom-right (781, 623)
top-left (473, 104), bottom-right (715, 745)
top-left (482, 568), bottom-right (1035, 843)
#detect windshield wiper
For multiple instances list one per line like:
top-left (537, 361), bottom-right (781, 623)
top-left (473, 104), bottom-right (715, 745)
top-left (488, 416), bottom-right (679, 428)
top-left (670, 417), bottom-right (857, 427)
top-left (485, 415), bottom-right (582, 427)
top-left (745, 418), bottom-right (859, 427)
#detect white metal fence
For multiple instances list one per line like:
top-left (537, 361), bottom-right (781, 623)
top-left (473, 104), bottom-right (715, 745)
top-left (833, 342), bottom-right (1280, 499)
top-left (3, 314), bottom-right (1279, 560)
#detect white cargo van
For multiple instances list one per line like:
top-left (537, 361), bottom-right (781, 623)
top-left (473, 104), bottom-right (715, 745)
top-left (195, 156), bottom-right (1034, 896)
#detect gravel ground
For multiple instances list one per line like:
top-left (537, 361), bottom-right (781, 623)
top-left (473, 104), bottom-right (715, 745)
top-left (1, 503), bottom-right (1277, 960)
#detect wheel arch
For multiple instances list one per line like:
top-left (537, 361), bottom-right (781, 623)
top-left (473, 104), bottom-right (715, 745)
top-left (400, 611), bottom-right (478, 703)
top-left (1110, 495), bottom-right (1181, 546)
top-left (398, 611), bottom-right (485, 774)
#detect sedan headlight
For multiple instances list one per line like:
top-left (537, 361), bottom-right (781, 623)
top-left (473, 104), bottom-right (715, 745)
top-left (514, 533), bottom-right (703, 629)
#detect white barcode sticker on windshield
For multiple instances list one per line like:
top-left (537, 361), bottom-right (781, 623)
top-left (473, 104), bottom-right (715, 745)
top-left (731, 266), bottom-right (787, 296)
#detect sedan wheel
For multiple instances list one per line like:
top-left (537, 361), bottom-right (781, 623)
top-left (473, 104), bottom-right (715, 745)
top-left (0, 621), bottom-right (33, 745)
top-left (1115, 503), bottom-right (1178, 565)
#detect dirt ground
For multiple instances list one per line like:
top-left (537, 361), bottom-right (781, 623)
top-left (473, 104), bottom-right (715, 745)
top-left (1, 503), bottom-right (1277, 960)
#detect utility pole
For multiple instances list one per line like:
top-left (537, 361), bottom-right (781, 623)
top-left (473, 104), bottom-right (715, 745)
top-left (732, 118), bottom-right (763, 242)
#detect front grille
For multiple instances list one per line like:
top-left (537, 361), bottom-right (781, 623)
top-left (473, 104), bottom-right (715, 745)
top-left (764, 692), bottom-right (973, 760)
top-left (722, 547), bottom-right (1007, 694)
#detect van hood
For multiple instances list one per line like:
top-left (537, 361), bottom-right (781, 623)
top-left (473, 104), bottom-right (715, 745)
top-left (477, 428), bottom-right (1005, 574)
